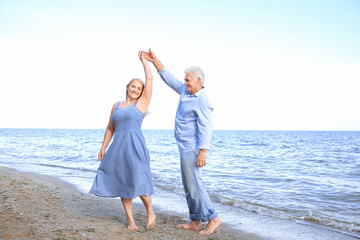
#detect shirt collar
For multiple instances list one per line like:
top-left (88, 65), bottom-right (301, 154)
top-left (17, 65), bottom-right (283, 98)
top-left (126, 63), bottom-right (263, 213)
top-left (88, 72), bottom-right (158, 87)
top-left (193, 87), bottom-right (205, 97)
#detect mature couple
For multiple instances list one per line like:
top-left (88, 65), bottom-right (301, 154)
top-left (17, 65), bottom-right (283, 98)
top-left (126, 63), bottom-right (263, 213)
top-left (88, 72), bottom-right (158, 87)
top-left (89, 49), bottom-right (221, 236)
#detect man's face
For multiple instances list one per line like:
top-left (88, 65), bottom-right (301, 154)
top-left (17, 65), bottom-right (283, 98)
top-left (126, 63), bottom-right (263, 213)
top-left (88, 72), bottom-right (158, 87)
top-left (184, 72), bottom-right (201, 95)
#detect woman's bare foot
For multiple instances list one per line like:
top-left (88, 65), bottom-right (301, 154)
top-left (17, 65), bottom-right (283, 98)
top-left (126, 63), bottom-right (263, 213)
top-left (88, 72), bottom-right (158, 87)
top-left (127, 218), bottom-right (138, 231)
top-left (199, 216), bottom-right (221, 235)
top-left (176, 220), bottom-right (202, 231)
top-left (146, 212), bottom-right (156, 230)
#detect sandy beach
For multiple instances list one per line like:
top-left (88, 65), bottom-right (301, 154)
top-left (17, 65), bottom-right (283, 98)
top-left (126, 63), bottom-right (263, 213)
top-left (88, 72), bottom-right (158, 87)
top-left (0, 167), bottom-right (261, 240)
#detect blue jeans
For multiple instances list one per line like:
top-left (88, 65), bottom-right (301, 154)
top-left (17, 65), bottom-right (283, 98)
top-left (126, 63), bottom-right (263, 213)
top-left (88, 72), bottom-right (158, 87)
top-left (180, 151), bottom-right (218, 222)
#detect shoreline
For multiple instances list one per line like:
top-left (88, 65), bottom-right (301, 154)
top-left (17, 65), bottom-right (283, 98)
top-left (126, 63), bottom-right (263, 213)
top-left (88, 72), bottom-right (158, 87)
top-left (1, 166), bottom-right (359, 240)
top-left (0, 167), bottom-right (259, 240)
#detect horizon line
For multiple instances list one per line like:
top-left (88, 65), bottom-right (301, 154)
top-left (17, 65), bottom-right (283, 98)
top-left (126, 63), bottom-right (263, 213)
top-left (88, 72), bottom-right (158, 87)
top-left (1, 127), bottom-right (359, 132)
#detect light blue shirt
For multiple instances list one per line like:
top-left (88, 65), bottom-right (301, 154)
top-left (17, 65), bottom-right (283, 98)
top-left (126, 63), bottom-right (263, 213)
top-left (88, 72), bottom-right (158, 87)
top-left (159, 67), bottom-right (213, 154)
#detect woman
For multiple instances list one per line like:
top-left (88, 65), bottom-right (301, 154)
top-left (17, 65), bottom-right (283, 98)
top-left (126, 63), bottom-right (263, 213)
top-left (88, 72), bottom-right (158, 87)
top-left (89, 50), bottom-right (155, 231)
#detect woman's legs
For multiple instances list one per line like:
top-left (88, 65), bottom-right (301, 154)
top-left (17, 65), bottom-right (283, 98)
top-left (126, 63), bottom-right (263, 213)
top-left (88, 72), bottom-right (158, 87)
top-left (120, 198), bottom-right (138, 230)
top-left (121, 196), bottom-right (156, 231)
top-left (139, 195), bottom-right (156, 230)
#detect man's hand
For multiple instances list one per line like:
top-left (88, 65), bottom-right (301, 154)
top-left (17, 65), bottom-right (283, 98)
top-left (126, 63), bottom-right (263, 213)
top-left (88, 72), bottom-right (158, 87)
top-left (143, 48), bottom-right (157, 62)
top-left (196, 149), bottom-right (207, 168)
top-left (142, 48), bottom-right (164, 72)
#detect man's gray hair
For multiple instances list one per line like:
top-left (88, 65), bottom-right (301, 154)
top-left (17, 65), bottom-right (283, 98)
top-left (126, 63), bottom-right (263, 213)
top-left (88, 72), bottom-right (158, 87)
top-left (185, 66), bottom-right (205, 86)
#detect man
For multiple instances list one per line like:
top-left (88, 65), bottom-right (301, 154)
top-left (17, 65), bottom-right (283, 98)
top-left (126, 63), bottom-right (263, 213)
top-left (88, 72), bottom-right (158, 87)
top-left (143, 49), bottom-right (221, 236)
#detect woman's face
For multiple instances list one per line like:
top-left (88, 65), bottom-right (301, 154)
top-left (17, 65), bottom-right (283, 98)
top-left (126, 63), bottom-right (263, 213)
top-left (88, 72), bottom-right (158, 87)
top-left (127, 80), bottom-right (143, 100)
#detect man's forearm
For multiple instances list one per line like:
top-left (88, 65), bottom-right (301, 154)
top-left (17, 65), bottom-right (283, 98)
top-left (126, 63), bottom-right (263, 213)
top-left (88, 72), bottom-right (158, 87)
top-left (153, 58), bottom-right (164, 72)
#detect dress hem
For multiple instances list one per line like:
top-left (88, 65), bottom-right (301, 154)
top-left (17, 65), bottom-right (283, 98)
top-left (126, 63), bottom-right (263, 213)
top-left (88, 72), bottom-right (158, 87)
top-left (89, 191), bottom-right (154, 199)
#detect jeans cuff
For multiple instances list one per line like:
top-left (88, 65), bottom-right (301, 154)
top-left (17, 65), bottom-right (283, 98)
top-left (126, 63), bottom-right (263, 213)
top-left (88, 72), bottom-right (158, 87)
top-left (190, 211), bottom-right (218, 223)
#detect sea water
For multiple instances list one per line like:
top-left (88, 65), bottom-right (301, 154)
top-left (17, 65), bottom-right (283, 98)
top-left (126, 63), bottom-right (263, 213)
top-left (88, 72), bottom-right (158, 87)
top-left (0, 128), bottom-right (359, 238)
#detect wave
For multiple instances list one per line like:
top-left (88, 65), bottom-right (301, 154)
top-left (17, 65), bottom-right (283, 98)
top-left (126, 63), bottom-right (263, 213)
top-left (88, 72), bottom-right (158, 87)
top-left (35, 163), bottom-right (96, 173)
top-left (295, 213), bottom-right (360, 234)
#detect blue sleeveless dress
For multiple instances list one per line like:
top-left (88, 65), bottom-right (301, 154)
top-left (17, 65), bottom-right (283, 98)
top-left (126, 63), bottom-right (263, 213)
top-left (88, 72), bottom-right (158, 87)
top-left (89, 101), bottom-right (154, 199)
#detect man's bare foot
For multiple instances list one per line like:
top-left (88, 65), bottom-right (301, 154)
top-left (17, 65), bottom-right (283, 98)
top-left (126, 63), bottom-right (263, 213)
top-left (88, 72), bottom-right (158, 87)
top-left (176, 220), bottom-right (202, 231)
top-left (199, 216), bottom-right (221, 235)
top-left (146, 213), bottom-right (156, 230)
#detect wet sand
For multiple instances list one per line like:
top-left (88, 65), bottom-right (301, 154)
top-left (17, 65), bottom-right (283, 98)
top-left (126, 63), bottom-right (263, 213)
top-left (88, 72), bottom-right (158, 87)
top-left (0, 167), bottom-right (261, 240)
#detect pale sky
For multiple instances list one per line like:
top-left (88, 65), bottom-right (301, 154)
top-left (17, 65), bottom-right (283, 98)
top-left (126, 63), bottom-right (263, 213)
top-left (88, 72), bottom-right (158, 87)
top-left (1, 0), bottom-right (359, 131)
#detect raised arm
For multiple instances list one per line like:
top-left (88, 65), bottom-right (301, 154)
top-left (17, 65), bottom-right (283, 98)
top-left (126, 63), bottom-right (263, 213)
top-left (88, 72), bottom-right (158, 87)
top-left (143, 49), bottom-right (164, 72)
top-left (137, 50), bottom-right (153, 114)
top-left (144, 49), bottom-right (183, 95)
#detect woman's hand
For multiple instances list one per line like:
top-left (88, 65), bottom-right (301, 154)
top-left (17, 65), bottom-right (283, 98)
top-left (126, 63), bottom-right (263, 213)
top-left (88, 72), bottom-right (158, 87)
top-left (139, 50), bottom-right (146, 64)
top-left (98, 150), bottom-right (105, 161)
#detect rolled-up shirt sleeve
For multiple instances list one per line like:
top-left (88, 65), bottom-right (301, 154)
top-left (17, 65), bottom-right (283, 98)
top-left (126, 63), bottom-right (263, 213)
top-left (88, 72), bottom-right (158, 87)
top-left (158, 67), bottom-right (183, 95)
top-left (196, 100), bottom-right (213, 150)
